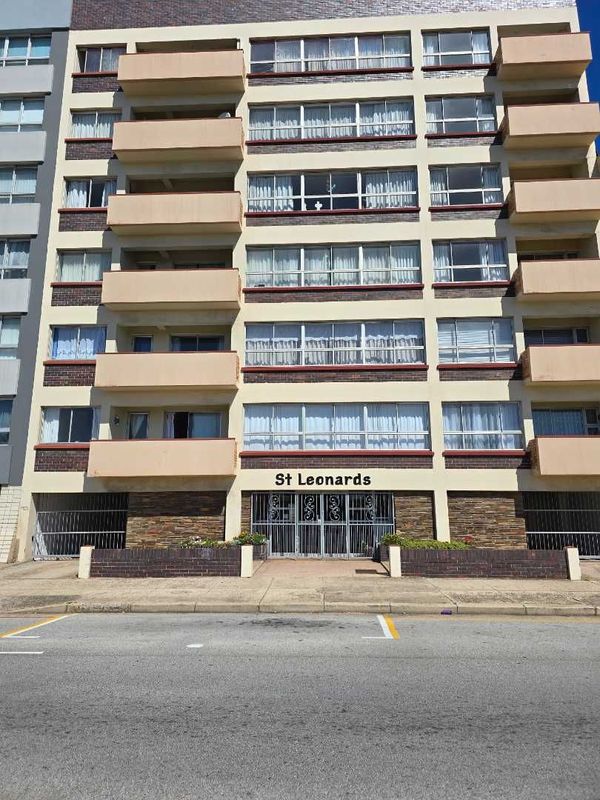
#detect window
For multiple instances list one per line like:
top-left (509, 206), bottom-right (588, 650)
top-left (64, 178), bottom-right (116, 209)
top-left (433, 240), bottom-right (508, 283)
top-left (0, 167), bottom-right (36, 203)
top-left (524, 328), bottom-right (588, 346)
top-left (248, 99), bottom-right (414, 141)
top-left (247, 243), bottom-right (421, 288)
top-left (438, 319), bottom-right (515, 363)
top-left (0, 97), bottom-right (44, 131)
top-left (164, 412), bottom-right (221, 439)
top-left (250, 34), bottom-right (411, 74)
top-left (0, 240), bottom-right (29, 279)
top-left (426, 96), bottom-right (496, 134)
top-left (170, 336), bottom-right (224, 352)
top-left (51, 327), bottom-right (106, 360)
top-left (0, 316), bottom-right (20, 358)
top-left (57, 250), bottom-right (110, 282)
top-left (244, 403), bottom-right (430, 451)
top-left (0, 398), bottom-right (12, 443)
top-left (41, 407), bottom-right (99, 444)
top-left (0, 35), bottom-right (50, 67)
top-left (246, 321), bottom-right (425, 367)
top-left (248, 169), bottom-right (418, 213)
top-left (132, 336), bottom-right (153, 353)
top-left (71, 111), bottom-right (120, 139)
top-left (77, 46), bottom-right (125, 73)
top-left (533, 408), bottom-right (600, 437)
top-left (423, 30), bottom-right (491, 67)
top-left (430, 165), bottom-right (502, 207)
top-left (128, 413), bottom-right (148, 440)
top-left (443, 402), bottom-right (523, 450)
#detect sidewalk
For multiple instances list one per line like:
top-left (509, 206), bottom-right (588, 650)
top-left (1, 559), bottom-right (600, 616)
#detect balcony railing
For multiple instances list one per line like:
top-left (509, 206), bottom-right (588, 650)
top-left (509, 179), bottom-right (600, 224)
top-left (523, 345), bottom-right (600, 384)
top-left (118, 50), bottom-right (246, 95)
top-left (531, 436), bottom-right (600, 477)
top-left (503, 103), bottom-right (600, 150)
top-left (515, 260), bottom-right (600, 301)
top-left (94, 352), bottom-right (239, 391)
top-left (102, 268), bottom-right (240, 310)
top-left (497, 32), bottom-right (592, 80)
top-left (107, 192), bottom-right (243, 235)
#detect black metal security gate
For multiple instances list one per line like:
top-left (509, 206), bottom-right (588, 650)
top-left (33, 493), bottom-right (128, 559)
top-left (523, 492), bottom-right (600, 559)
top-left (251, 492), bottom-right (394, 558)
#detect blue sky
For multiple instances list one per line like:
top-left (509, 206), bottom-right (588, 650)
top-left (578, 0), bottom-right (600, 107)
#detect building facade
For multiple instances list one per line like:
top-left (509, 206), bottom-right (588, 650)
top-left (10, 0), bottom-right (600, 560)
top-left (0, 0), bottom-right (72, 562)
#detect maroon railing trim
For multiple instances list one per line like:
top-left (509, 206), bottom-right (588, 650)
top-left (51, 281), bottom-right (103, 287)
top-left (443, 449), bottom-right (526, 456)
top-left (432, 281), bottom-right (511, 288)
top-left (247, 134), bottom-right (417, 146)
top-left (34, 443), bottom-right (91, 450)
top-left (243, 283), bottom-right (423, 294)
top-left (241, 449), bottom-right (434, 457)
top-left (246, 207), bottom-right (420, 218)
top-left (249, 66), bottom-right (414, 79)
top-left (429, 203), bottom-right (505, 212)
top-left (242, 364), bottom-right (428, 373)
top-left (437, 363), bottom-right (518, 370)
top-left (43, 359), bottom-right (96, 366)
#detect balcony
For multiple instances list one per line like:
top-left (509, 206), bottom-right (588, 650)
top-left (509, 180), bottom-right (600, 224)
top-left (107, 192), bottom-right (243, 235)
top-left (497, 32), bottom-right (592, 80)
top-left (516, 260), bottom-right (600, 301)
top-left (102, 268), bottom-right (240, 310)
top-left (112, 118), bottom-right (244, 164)
top-left (0, 278), bottom-right (30, 314)
top-left (94, 352), bottom-right (239, 391)
top-left (531, 437), bottom-right (600, 477)
top-left (118, 51), bottom-right (245, 95)
top-left (503, 103), bottom-right (600, 150)
top-left (87, 438), bottom-right (237, 478)
top-left (523, 345), bottom-right (600, 385)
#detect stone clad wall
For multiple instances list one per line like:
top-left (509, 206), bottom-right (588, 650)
top-left (393, 492), bottom-right (435, 539)
top-left (448, 492), bottom-right (527, 548)
top-left (126, 492), bottom-right (226, 548)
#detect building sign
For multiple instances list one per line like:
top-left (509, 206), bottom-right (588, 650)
top-left (275, 472), bottom-right (372, 487)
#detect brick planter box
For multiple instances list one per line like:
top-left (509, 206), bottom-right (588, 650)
top-left (90, 543), bottom-right (267, 578)
top-left (379, 545), bottom-right (569, 579)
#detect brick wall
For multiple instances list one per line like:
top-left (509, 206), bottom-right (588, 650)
top-left (247, 138), bottom-right (416, 154)
top-left (445, 454), bottom-right (531, 470)
top-left (438, 366), bottom-right (522, 381)
top-left (395, 547), bottom-right (568, 578)
top-left (428, 134), bottom-right (499, 147)
top-left (66, 140), bottom-right (114, 160)
top-left (90, 546), bottom-right (241, 578)
top-left (430, 208), bottom-right (506, 221)
top-left (72, 74), bottom-right (119, 93)
top-left (243, 367), bottom-right (427, 383)
top-left (58, 210), bottom-right (107, 232)
top-left (72, 0), bottom-right (574, 29)
top-left (249, 71), bottom-right (412, 86)
top-left (241, 492), bottom-right (252, 535)
top-left (393, 492), bottom-right (435, 539)
top-left (51, 283), bottom-right (103, 306)
top-left (434, 284), bottom-right (513, 298)
top-left (244, 287), bottom-right (423, 303)
top-left (448, 492), bottom-right (527, 548)
top-left (241, 454), bottom-right (433, 469)
top-left (34, 446), bottom-right (90, 472)
top-left (126, 491), bottom-right (226, 548)
top-left (246, 211), bottom-right (419, 226)
top-left (43, 362), bottom-right (96, 386)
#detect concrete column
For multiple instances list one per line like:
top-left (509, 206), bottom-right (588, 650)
top-left (388, 546), bottom-right (402, 578)
top-left (565, 547), bottom-right (581, 581)
top-left (240, 545), bottom-right (253, 578)
top-left (225, 484), bottom-right (241, 541)
top-left (78, 546), bottom-right (94, 579)
top-left (434, 490), bottom-right (450, 542)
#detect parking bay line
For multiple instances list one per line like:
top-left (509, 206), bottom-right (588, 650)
top-left (362, 614), bottom-right (400, 640)
top-left (0, 614), bottom-right (72, 640)
top-left (0, 651), bottom-right (44, 655)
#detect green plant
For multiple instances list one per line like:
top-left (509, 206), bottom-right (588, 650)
top-left (233, 532), bottom-right (268, 546)
top-left (179, 537), bottom-right (235, 549)
top-left (381, 534), bottom-right (470, 550)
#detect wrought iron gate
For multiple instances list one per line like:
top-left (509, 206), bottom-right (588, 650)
top-left (251, 492), bottom-right (394, 558)
top-left (33, 493), bottom-right (128, 559)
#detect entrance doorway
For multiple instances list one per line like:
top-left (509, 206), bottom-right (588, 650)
top-left (251, 492), bottom-right (395, 558)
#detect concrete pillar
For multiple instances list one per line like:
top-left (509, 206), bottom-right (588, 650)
top-left (565, 547), bottom-right (581, 581)
top-left (78, 546), bottom-right (94, 579)
top-left (225, 484), bottom-right (242, 541)
top-left (240, 544), bottom-right (253, 578)
top-left (434, 490), bottom-right (450, 542)
top-left (388, 545), bottom-right (402, 578)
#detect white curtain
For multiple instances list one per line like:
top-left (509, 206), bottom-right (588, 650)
top-left (472, 30), bottom-right (491, 64)
top-left (367, 403), bottom-right (397, 449)
top-left (274, 248), bottom-right (300, 286)
top-left (0, 399), bottom-right (11, 436)
top-left (485, 240), bottom-right (509, 280)
top-left (425, 98), bottom-right (443, 134)
top-left (304, 247), bottom-right (331, 286)
top-left (433, 243), bottom-right (452, 281)
top-left (100, 47), bottom-right (124, 72)
top-left (533, 409), bottom-right (585, 437)
top-left (246, 323), bottom-right (300, 367)
top-left (482, 165), bottom-right (502, 204)
top-left (78, 327), bottom-right (106, 358)
top-left (128, 413), bottom-right (148, 440)
top-left (164, 412), bottom-right (175, 439)
top-left (329, 37), bottom-right (355, 70)
top-left (275, 106), bottom-right (301, 140)
top-left (100, 180), bottom-right (116, 206)
top-left (332, 246), bottom-right (359, 285)
top-left (359, 102), bottom-right (384, 136)
top-left (304, 38), bottom-right (328, 72)
top-left (6, 240), bottom-right (29, 273)
top-left (383, 34), bottom-right (410, 67)
top-left (244, 405), bottom-right (271, 450)
top-left (363, 245), bottom-right (389, 284)
top-left (0, 316), bottom-right (19, 355)
top-left (273, 405), bottom-right (301, 450)
top-left (398, 404), bottom-right (429, 449)
top-left (52, 327), bottom-right (105, 359)
top-left (275, 40), bottom-right (301, 72)
top-left (249, 108), bottom-right (274, 141)
top-left (304, 105), bottom-right (329, 139)
top-left (248, 176), bottom-right (272, 212)
top-left (96, 112), bottom-right (118, 138)
top-left (391, 243), bottom-right (420, 284)
top-left (386, 101), bottom-right (414, 135)
top-left (274, 175), bottom-right (295, 211)
top-left (66, 180), bottom-right (88, 208)
top-left (42, 408), bottom-right (60, 443)
top-left (330, 104), bottom-right (355, 137)
top-left (438, 319), bottom-right (516, 364)
top-left (430, 168), bottom-right (448, 206)
top-left (333, 323), bottom-right (361, 365)
top-left (305, 323), bottom-right (332, 366)
top-left (304, 404), bottom-right (335, 449)
top-left (389, 169), bottom-right (417, 208)
top-left (246, 248), bottom-right (272, 287)
top-left (59, 251), bottom-right (108, 281)
top-left (13, 168), bottom-right (36, 199)
top-left (443, 402), bottom-right (521, 449)
top-left (333, 404), bottom-right (362, 449)
top-left (477, 97), bottom-right (496, 131)
top-left (357, 35), bottom-right (382, 69)
top-left (72, 113), bottom-right (96, 138)
top-left (422, 33), bottom-right (438, 66)
top-left (363, 171), bottom-right (387, 209)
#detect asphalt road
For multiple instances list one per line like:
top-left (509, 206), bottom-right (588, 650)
top-left (0, 613), bottom-right (598, 800)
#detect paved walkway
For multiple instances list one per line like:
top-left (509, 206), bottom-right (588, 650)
top-left (0, 559), bottom-right (600, 616)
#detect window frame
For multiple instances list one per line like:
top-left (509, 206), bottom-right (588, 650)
top-left (0, 166), bottom-right (37, 204)
top-left (437, 318), bottom-right (516, 364)
top-left (0, 239), bottom-right (30, 279)
top-left (443, 402), bottom-right (524, 451)
top-left (429, 164), bottom-right (503, 208)
top-left (0, 397), bottom-right (12, 443)
top-left (41, 406), bottom-right (100, 444)
top-left (56, 249), bottom-right (110, 282)
top-left (524, 328), bottom-right (589, 346)
top-left (77, 45), bottom-right (126, 74)
top-left (128, 412), bottom-right (149, 440)
top-left (248, 169), bottom-right (418, 214)
top-left (0, 315), bottom-right (20, 358)
top-left (0, 96), bottom-right (44, 132)
top-left (250, 33), bottom-right (412, 75)
top-left (70, 110), bottom-right (120, 139)
top-left (64, 177), bottom-right (117, 209)
top-left (245, 320), bottom-right (426, 367)
top-left (50, 325), bottom-right (107, 360)
top-left (246, 242), bottom-right (422, 288)
top-left (433, 239), bottom-right (509, 283)
top-left (422, 29), bottom-right (492, 68)
top-left (425, 95), bottom-right (496, 135)
top-left (532, 408), bottom-right (600, 438)
top-left (0, 35), bottom-right (51, 67)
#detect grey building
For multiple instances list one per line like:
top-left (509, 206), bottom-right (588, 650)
top-left (0, 0), bottom-right (72, 561)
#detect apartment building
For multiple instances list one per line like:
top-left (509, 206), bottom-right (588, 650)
top-left (11, 0), bottom-right (600, 561)
top-left (0, 0), bottom-right (72, 562)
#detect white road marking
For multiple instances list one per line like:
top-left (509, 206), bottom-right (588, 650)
top-left (187, 644), bottom-right (204, 649)
top-left (5, 635), bottom-right (40, 639)
top-left (0, 651), bottom-right (44, 655)
top-left (377, 614), bottom-right (395, 639)
top-left (0, 614), bottom-right (71, 639)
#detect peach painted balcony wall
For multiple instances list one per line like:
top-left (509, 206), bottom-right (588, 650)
top-left (503, 103), bottom-right (600, 149)
top-left (101, 268), bottom-right (241, 310)
top-left (94, 352), bottom-right (239, 390)
top-left (118, 50), bottom-right (246, 94)
top-left (516, 260), bottom-right (600, 300)
top-left (498, 32), bottom-right (592, 80)
top-left (531, 437), bottom-right (600, 477)
top-left (523, 345), bottom-right (600, 385)
top-left (509, 179), bottom-right (600, 224)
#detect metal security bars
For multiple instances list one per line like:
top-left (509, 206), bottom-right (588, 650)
top-left (33, 493), bottom-right (128, 559)
top-left (251, 492), bottom-right (395, 558)
top-left (523, 492), bottom-right (600, 558)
